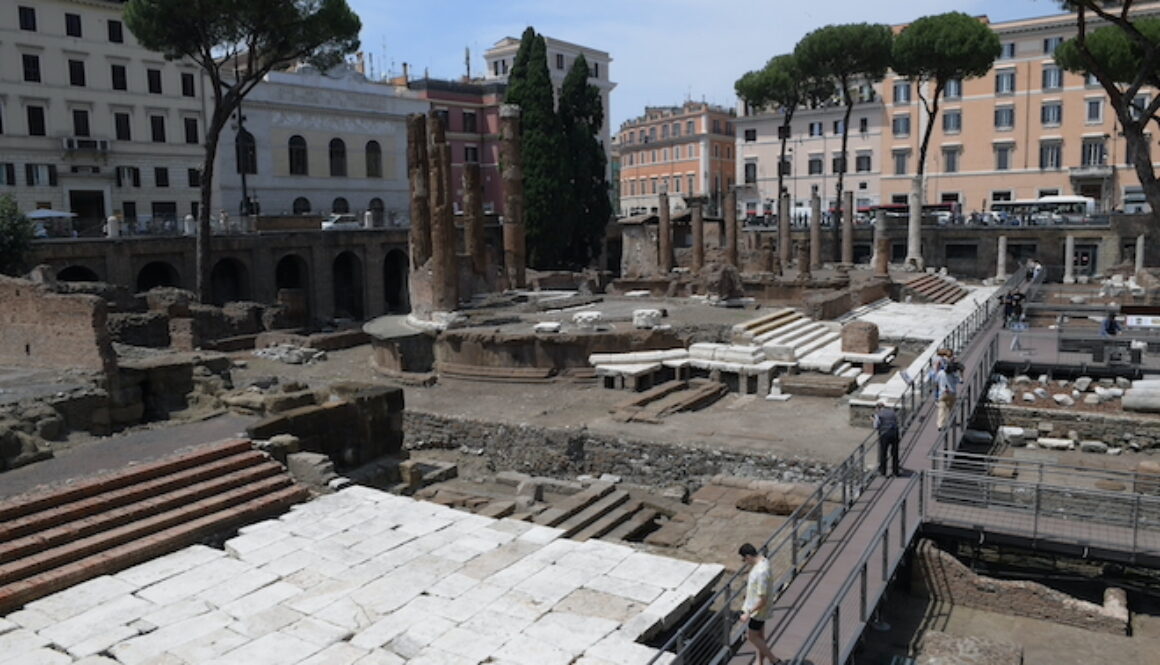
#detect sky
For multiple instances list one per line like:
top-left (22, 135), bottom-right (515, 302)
top-left (345, 0), bottom-right (1070, 130)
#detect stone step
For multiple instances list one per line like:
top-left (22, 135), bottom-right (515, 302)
top-left (752, 317), bottom-right (812, 345)
top-left (734, 309), bottom-right (801, 342)
top-left (477, 500), bottom-right (516, 519)
top-left (571, 500), bottom-right (644, 542)
top-left (558, 490), bottom-right (632, 538)
top-left (0, 484), bottom-right (306, 615)
top-left (794, 331), bottom-right (841, 359)
top-left (532, 482), bottom-right (614, 527)
top-left (759, 319), bottom-right (823, 346)
top-left (603, 508), bottom-right (660, 542)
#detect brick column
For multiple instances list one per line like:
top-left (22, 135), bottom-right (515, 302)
top-left (463, 162), bottom-right (486, 278)
top-left (428, 110), bottom-right (458, 311)
top-left (691, 202), bottom-right (705, 272)
top-left (842, 190), bottom-right (854, 265)
top-left (778, 193), bottom-right (791, 267)
top-left (724, 190), bottom-right (738, 267)
top-left (658, 191), bottom-right (672, 274)
top-left (499, 104), bottom-right (525, 289)
top-left (406, 114), bottom-right (431, 270)
top-left (810, 192), bottom-right (822, 269)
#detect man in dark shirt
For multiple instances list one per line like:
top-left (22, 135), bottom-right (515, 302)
top-left (874, 401), bottom-right (901, 477)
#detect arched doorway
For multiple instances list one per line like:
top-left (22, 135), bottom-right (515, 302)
top-left (332, 197), bottom-right (350, 214)
top-left (332, 251), bottom-right (364, 320)
top-left (383, 249), bottom-right (409, 314)
top-left (57, 265), bottom-right (100, 282)
top-left (136, 261), bottom-right (180, 292)
top-left (369, 197), bottom-right (384, 226)
top-left (292, 196), bottom-right (311, 214)
top-left (275, 254), bottom-right (310, 325)
top-left (210, 258), bottom-right (250, 306)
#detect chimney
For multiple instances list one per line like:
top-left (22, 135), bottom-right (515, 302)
top-left (402, 62), bottom-right (409, 82)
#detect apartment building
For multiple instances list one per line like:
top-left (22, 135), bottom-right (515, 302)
top-left (737, 4), bottom-right (1160, 219)
top-left (618, 102), bottom-right (737, 216)
top-left (0, 0), bottom-right (205, 232)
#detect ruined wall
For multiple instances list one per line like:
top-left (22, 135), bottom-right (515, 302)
top-left (403, 411), bottom-right (831, 487)
top-left (0, 276), bottom-right (116, 374)
top-left (912, 539), bottom-right (1129, 635)
top-left (434, 327), bottom-right (688, 370)
top-left (982, 404), bottom-right (1160, 451)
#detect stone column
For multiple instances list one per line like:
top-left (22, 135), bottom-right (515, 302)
top-left (905, 176), bottom-right (924, 270)
top-left (499, 104), bottom-right (525, 289)
top-left (463, 162), bottom-right (486, 278)
top-left (406, 114), bottom-right (431, 270)
top-left (797, 242), bottom-right (811, 281)
top-left (658, 191), bottom-right (672, 274)
top-left (810, 192), bottom-right (822, 269)
top-left (778, 194), bottom-right (791, 267)
top-left (724, 190), bottom-right (738, 267)
top-left (691, 202), bottom-right (705, 272)
top-left (1063, 234), bottom-right (1076, 284)
top-left (842, 190), bottom-right (855, 265)
top-left (1137, 233), bottom-right (1146, 274)
top-left (996, 235), bottom-right (1008, 281)
top-left (873, 209), bottom-right (889, 278)
top-left (428, 110), bottom-right (458, 311)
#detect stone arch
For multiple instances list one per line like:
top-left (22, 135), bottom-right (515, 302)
top-left (210, 257), bottom-right (250, 306)
top-left (136, 261), bottom-right (181, 292)
top-left (383, 248), bottom-right (410, 314)
top-left (275, 253), bottom-right (311, 325)
top-left (332, 197), bottom-right (350, 214)
top-left (57, 264), bottom-right (100, 282)
top-left (332, 251), bottom-right (364, 320)
top-left (292, 196), bottom-right (311, 214)
top-left (329, 137), bottom-right (347, 177)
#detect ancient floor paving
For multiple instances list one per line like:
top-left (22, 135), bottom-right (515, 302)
top-left (0, 485), bottom-right (723, 665)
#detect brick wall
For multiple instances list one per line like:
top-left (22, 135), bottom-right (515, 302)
top-left (0, 276), bottom-right (116, 374)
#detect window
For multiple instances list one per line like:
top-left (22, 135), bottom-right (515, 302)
top-left (18, 6), bottom-right (36, 31)
top-left (859, 117), bottom-right (868, 133)
top-left (235, 129), bottom-right (256, 174)
top-left (1043, 36), bottom-right (1063, 54)
top-left (628, 180), bottom-right (636, 196)
top-left (288, 135), bottom-right (308, 175)
top-left (1038, 188), bottom-right (1059, 198)
top-left (994, 106), bottom-right (1015, 129)
top-left (1086, 98), bottom-right (1104, 123)
top-left (25, 164), bottom-right (57, 186)
top-left (154, 167), bottom-right (169, 188)
top-left (992, 190), bottom-right (1012, 202)
top-left (72, 109), bottom-right (90, 137)
top-left (673, 175), bottom-right (681, 192)
top-left (1039, 141), bottom-right (1062, 169)
top-left (555, 53), bottom-right (564, 70)
top-left (808, 122), bottom-right (823, 137)
top-left (743, 128), bottom-right (756, 142)
top-left (69, 60), bottom-right (86, 87)
top-left (150, 115), bottom-right (166, 142)
top-left (462, 111), bottom-right (477, 133)
top-left (943, 110), bottom-right (962, 133)
top-left (329, 138), bottom-right (347, 176)
top-left (65, 13), bottom-right (81, 37)
top-left (111, 64), bottom-right (127, 90)
top-left (147, 69), bottom-right (162, 94)
top-left (108, 19), bottom-right (123, 43)
top-left (687, 174), bottom-right (695, 193)
top-left (116, 166), bottom-right (141, 187)
top-left (1082, 138), bottom-right (1106, 166)
top-left (712, 119), bottom-right (721, 134)
top-left (366, 140), bottom-right (383, 176)
top-left (1042, 66), bottom-right (1062, 90)
top-left (893, 82), bottom-right (911, 104)
top-left (942, 148), bottom-right (959, 173)
top-left (674, 146), bottom-right (681, 159)
top-left (891, 115), bottom-right (910, 136)
top-left (662, 148), bottom-right (669, 161)
top-left (1131, 94), bottom-right (1151, 121)
top-left (672, 122), bottom-right (680, 137)
top-left (855, 154), bottom-right (871, 173)
top-left (648, 127), bottom-right (656, 142)
top-left (893, 150), bottom-right (909, 176)
top-left (1086, 72), bottom-right (1099, 87)
top-left (187, 168), bottom-right (200, 188)
top-left (114, 112), bottom-right (131, 141)
top-left (995, 70), bottom-right (1015, 95)
top-left (832, 155), bottom-right (846, 174)
top-left (592, 62), bottom-right (599, 78)
top-left (0, 164), bottom-right (16, 186)
top-left (832, 120), bottom-right (844, 135)
top-left (661, 125), bottom-right (669, 139)
top-left (1041, 101), bottom-right (1062, 125)
top-left (945, 79), bottom-right (962, 99)
top-left (293, 197), bottom-right (311, 214)
top-left (650, 177), bottom-right (657, 194)
top-left (183, 117), bottom-right (198, 144)
top-left (744, 162), bottom-right (757, 184)
top-left (27, 106), bottom-right (46, 136)
top-left (808, 156), bottom-right (823, 175)
top-left (686, 120), bottom-right (694, 135)
top-left (995, 144), bottom-right (1013, 170)
top-left (1000, 42), bottom-right (1016, 59)
top-left (778, 158), bottom-right (790, 176)
top-left (181, 73), bottom-right (195, 97)
top-left (22, 54), bottom-right (40, 82)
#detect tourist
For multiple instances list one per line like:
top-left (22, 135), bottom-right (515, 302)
top-left (874, 401), bottom-right (901, 477)
top-left (936, 359), bottom-right (962, 430)
top-left (738, 543), bottom-right (784, 665)
top-left (1101, 311), bottom-right (1121, 337)
top-left (1002, 293), bottom-right (1014, 328)
top-left (1009, 290), bottom-right (1026, 324)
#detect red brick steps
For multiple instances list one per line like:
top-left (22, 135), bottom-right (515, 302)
top-left (0, 438), bottom-right (307, 614)
top-left (902, 273), bottom-right (969, 304)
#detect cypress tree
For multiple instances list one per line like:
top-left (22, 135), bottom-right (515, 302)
top-left (558, 55), bottom-right (611, 268)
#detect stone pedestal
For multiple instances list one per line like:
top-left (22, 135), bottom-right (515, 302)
top-left (996, 235), bottom-right (1008, 281)
top-left (658, 192), bottom-right (672, 274)
top-left (778, 194), bottom-right (791, 267)
top-left (1063, 234), bottom-right (1076, 284)
top-left (691, 203), bottom-right (705, 272)
top-left (725, 190), bottom-right (738, 267)
top-left (810, 193), bottom-right (822, 269)
top-left (842, 190), bottom-right (854, 265)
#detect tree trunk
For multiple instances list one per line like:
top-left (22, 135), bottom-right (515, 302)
top-left (834, 89), bottom-right (854, 262)
top-left (196, 114), bottom-right (226, 304)
top-left (907, 83), bottom-right (940, 271)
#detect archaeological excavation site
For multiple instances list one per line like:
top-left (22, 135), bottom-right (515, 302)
top-left (3, 107), bottom-right (1160, 665)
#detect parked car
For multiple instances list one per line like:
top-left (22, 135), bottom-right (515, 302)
top-left (321, 213), bottom-right (359, 230)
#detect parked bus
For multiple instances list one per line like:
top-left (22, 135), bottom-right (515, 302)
top-left (989, 195), bottom-right (1097, 224)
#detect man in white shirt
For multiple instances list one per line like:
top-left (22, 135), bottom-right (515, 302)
top-left (738, 543), bottom-right (784, 665)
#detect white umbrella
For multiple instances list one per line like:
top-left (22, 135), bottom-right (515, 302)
top-left (25, 209), bottom-right (77, 219)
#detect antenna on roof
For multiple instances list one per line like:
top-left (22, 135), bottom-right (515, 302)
top-left (465, 46), bottom-right (471, 79)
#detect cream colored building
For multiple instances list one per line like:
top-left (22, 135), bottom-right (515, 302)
top-left (0, 0), bottom-right (205, 232)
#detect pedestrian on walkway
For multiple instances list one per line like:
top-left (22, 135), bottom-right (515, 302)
top-left (1101, 311), bottom-right (1121, 337)
top-left (874, 401), bottom-right (901, 477)
top-left (738, 543), bottom-right (784, 665)
top-left (936, 359), bottom-right (962, 430)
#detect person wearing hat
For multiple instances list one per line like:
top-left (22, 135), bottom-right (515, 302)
top-left (738, 543), bottom-right (784, 665)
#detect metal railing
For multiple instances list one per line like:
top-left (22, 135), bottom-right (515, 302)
top-left (649, 272), bottom-right (1019, 665)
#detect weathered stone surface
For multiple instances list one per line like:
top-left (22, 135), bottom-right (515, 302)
top-left (1074, 376), bottom-right (1094, 392)
top-left (1079, 440), bottom-right (1108, 453)
top-left (840, 321), bottom-right (879, 354)
top-left (1083, 394), bottom-right (1101, 405)
top-left (1122, 389), bottom-right (1160, 413)
top-left (1052, 394), bottom-right (1075, 407)
top-left (1012, 374), bottom-right (1033, 386)
top-left (917, 631), bottom-right (1023, 665)
top-left (735, 492), bottom-right (794, 515)
top-left (1021, 392), bottom-right (1037, 403)
top-left (699, 263), bottom-right (744, 301)
top-left (286, 451), bottom-right (337, 488)
top-left (632, 309), bottom-right (662, 330)
top-left (1037, 437), bottom-right (1074, 450)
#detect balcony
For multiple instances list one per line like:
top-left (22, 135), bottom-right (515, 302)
top-left (1069, 164), bottom-right (1112, 179)
top-left (61, 137), bottom-right (110, 153)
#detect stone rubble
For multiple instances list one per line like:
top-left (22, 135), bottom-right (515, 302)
top-left (252, 344), bottom-right (328, 365)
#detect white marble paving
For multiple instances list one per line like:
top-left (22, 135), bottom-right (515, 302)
top-left (1, 486), bottom-right (720, 664)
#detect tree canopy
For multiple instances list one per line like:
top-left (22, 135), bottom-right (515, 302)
top-left (123, 0), bottom-right (360, 303)
top-left (0, 195), bottom-right (34, 277)
top-left (558, 55), bottom-right (612, 269)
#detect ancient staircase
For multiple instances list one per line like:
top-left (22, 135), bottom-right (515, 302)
top-left (900, 273), bottom-right (970, 304)
top-left (0, 439), bottom-right (307, 614)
